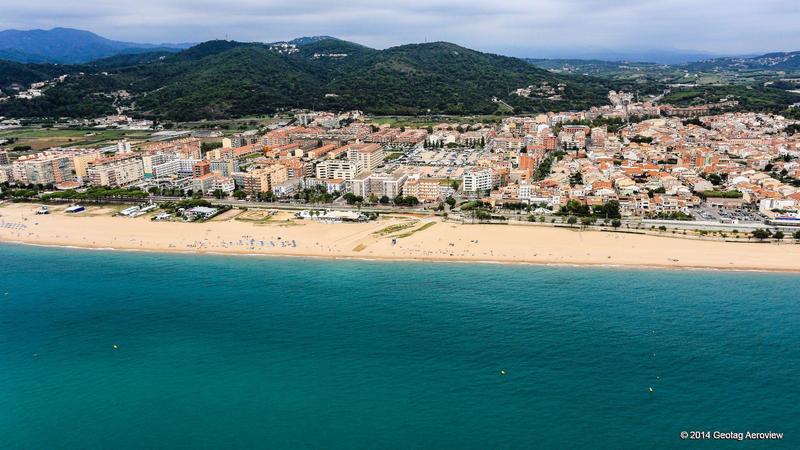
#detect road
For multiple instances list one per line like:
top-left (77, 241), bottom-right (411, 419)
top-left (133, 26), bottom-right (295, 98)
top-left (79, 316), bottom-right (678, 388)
top-left (149, 196), bottom-right (432, 215)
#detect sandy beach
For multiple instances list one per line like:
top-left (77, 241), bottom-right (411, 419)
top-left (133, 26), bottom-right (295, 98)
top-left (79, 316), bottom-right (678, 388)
top-left (2, 202), bottom-right (800, 272)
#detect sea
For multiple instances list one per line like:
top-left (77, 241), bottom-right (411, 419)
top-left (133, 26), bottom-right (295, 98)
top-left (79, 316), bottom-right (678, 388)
top-left (1, 242), bottom-right (798, 449)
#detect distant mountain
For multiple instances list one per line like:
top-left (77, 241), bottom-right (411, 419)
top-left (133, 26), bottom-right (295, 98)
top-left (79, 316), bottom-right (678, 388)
top-left (687, 51), bottom-right (800, 71)
top-left (0, 37), bottom-right (614, 120)
top-left (0, 27), bottom-right (191, 64)
top-left (511, 48), bottom-right (725, 65)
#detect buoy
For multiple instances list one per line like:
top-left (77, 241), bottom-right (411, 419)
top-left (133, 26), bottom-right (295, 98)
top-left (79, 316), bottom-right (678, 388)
top-left (648, 387), bottom-right (654, 393)
top-left (500, 370), bottom-right (507, 376)
top-left (113, 344), bottom-right (118, 349)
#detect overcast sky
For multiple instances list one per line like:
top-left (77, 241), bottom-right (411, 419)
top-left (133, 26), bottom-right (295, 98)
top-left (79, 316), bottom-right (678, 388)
top-left (2, 0), bottom-right (799, 57)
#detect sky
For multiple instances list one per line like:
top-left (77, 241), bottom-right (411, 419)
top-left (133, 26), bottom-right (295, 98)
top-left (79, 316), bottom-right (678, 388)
top-left (2, 0), bottom-right (799, 58)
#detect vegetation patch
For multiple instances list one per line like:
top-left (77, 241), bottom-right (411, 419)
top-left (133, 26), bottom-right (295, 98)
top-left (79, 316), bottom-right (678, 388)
top-left (373, 221), bottom-right (417, 236)
top-left (392, 221), bottom-right (436, 238)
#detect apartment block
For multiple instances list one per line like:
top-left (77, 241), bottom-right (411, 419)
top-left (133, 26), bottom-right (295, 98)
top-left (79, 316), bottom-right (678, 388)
top-left (12, 152), bottom-right (75, 185)
top-left (87, 154), bottom-right (145, 187)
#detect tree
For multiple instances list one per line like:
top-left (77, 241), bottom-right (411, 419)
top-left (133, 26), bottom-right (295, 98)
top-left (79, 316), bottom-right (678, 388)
top-left (257, 190), bottom-right (276, 202)
top-left (751, 229), bottom-right (770, 241)
top-left (599, 200), bottom-right (621, 219)
top-left (213, 189), bottom-right (225, 199)
top-left (343, 193), bottom-right (363, 205)
top-left (563, 199), bottom-right (590, 216)
top-left (580, 216), bottom-right (594, 228)
top-left (234, 189), bottom-right (247, 200)
top-left (794, 230), bottom-right (800, 241)
top-left (567, 216), bottom-right (578, 226)
top-left (475, 209), bottom-right (492, 220)
top-left (393, 195), bottom-right (420, 206)
top-left (379, 195), bottom-right (390, 204)
top-left (445, 196), bottom-right (456, 208)
top-left (773, 230), bottom-right (785, 240)
top-left (612, 218), bottom-right (622, 229)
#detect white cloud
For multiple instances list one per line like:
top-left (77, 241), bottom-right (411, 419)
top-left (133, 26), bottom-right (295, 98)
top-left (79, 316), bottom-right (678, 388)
top-left (1, 0), bottom-right (798, 55)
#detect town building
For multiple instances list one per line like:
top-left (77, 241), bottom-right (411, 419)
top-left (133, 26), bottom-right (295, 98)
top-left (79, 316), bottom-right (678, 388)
top-left (87, 154), bottom-right (145, 187)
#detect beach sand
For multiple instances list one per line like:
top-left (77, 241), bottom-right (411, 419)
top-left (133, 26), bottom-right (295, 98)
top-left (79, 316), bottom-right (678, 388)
top-left (2, 202), bottom-right (800, 272)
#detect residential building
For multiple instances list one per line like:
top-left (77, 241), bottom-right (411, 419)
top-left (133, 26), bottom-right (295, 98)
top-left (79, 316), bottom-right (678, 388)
top-left (70, 150), bottom-right (103, 180)
top-left (462, 170), bottom-right (495, 193)
top-left (237, 165), bottom-right (289, 194)
top-left (351, 171), bottom-right (408, 198)
top-left (193, 161), bottom-right (211, 178)
top-left (346, 143), bottom-right (385, 171)
top-left (402, 176), bottom-right (451, 202)
top-left (140, 138), bottom-right (202, 159)
top-left (315, 159), bottom-right (362, 181)
top-left (87, 154), bottom-right (145, 187)
top-left (12, 152), bottom-right (75, 185)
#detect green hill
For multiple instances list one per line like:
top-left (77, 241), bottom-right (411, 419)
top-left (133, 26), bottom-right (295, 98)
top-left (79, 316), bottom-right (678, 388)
top-left (0, 60), bottom-right (68, 88)
top-left (0, 39), bottom-right (614, 120)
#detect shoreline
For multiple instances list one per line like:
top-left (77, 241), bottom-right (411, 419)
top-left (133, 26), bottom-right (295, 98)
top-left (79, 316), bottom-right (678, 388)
top-left (3, 202), bottom-right (800, 274)
top-left (4, 231), bottom-right (800, 275)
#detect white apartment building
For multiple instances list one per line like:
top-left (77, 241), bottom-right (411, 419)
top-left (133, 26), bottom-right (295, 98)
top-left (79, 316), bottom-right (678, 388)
top-left (192, 174), bottom-right (235, 195)
top-left (87, 155), bottom-right (145, 187)
top-left (518, 183), bottom-right (560, 205)
top-left (462, 170), bottom-right (495, 193)
top-left (142, 153), bottom-right (175, 178)
top-left (151, 158), bottom-right (200, 179)
top-left (315, 159), bottom-right (362, 181)
top-left (351, 171), bottom-right (408, 198)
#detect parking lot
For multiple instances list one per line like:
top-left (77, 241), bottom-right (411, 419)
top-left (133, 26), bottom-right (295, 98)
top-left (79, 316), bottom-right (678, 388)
top-left (395, 148), bottom-right (485, 167)
top-left (690, 204), bottom-right (767, 224)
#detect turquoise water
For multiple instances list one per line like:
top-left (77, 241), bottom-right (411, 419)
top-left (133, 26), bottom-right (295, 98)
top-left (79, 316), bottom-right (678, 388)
top-left (0, 243), bottom-right (798, 449)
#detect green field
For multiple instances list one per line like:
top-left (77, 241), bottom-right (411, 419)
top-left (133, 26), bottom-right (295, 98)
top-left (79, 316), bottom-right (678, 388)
top-left (171, 115), bottom-right (286, 133)
top-left (0, 128), bottom-right (153, 151)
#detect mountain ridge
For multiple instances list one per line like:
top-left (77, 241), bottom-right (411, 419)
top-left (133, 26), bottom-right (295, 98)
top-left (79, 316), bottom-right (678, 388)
top-left (0, 37), bottom-right (614, 120)
top-left (0, 27), bottom-right (191, 64)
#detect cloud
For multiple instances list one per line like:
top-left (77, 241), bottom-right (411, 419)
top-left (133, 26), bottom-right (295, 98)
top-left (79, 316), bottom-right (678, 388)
top-left (1, 0), bottom-right (798, 55)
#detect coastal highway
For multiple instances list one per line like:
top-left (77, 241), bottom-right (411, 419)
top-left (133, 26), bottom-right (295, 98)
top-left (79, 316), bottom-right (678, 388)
top-left (37, 196), bottom-right (790, 232)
